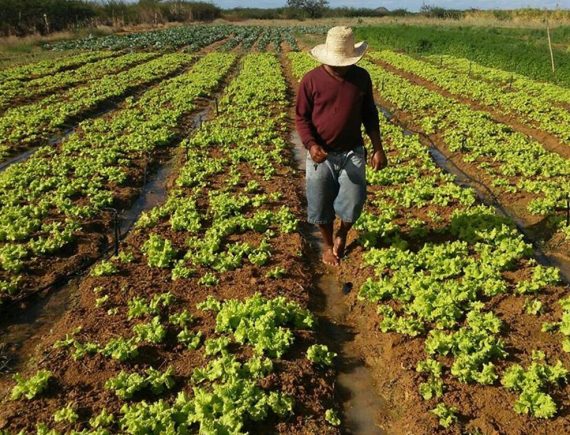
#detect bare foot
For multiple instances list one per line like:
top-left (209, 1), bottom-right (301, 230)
top-left (322, 247), bottom-right (339, 266)
top-left (333, 234), bottom-right (347, 260)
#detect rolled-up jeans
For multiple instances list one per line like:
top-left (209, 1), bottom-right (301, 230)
top-left (306, 145), bottom-right (367, 225)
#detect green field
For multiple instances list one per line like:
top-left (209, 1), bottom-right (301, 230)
top-left (0, 22), bottom-right (569, 435)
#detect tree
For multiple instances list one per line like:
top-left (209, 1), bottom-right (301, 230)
top-left (287, 0), bottom-right (329, 19)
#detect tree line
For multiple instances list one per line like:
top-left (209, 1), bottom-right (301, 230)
top-left (0, 1), bottom-right (222, 36)
top-left (0, 0), bottom-right (412, 37)
top-left (0, 1), bottom-right (564, 38)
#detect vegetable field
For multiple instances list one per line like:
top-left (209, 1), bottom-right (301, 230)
top-left (0, 23), bottom-right (569, 435)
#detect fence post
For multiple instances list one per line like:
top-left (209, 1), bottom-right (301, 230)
top-left (43, 13), bottom-right (50, 34)
top-left (547, 18), bottom-right (556, 74)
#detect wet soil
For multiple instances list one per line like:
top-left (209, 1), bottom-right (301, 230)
top-left (282, 54), bottom-right (387, 434)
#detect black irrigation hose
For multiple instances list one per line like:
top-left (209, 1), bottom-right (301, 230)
top-left (380, 106), bottom-right (570, 285)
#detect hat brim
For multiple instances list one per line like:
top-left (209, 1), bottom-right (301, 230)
top-left (310, 41), bottom-right (368, 67)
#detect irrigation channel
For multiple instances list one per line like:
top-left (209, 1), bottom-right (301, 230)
top-left (0, 108), bottom-right (211, 376)
top-left (291, 131), bottom-right (387, 435)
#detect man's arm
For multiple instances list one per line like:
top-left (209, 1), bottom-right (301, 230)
top-left (296, 76), bottom-right (320, 149)
top-left (296, 75), bottom-right (327, 163)
top-left (362, 73), bottom-right (387, 170)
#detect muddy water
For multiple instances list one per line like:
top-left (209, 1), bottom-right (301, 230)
top-left (291, 131), bottom-right (386, 435)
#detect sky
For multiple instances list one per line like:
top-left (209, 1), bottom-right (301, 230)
top-left (212, 0), bottom-right (570, 11)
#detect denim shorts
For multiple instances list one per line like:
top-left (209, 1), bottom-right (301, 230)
top-left (306, 146), bottom-right (367, 225)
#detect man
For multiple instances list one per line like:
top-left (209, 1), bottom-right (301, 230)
top-left (296, 26), bottom-right (387, 266)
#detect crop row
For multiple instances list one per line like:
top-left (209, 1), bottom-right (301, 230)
top-left (220, 26), bottom-right (262, 51)
top-left (288, 52), bottom-right (570, 432)
top-left (370, 50), bottom-right (570, 146)
top-left (47, 24), bottom-right (317, 52)
top-left (48, 25), bottom-right (233, 51)
top-left (0, 53), bottom-right (337, 434)
top-left (0, 53), bottom-right (192, 162)
top-left (0, 51), bottom-right (114, 83)
top-left (356, 57), bottom-right (570, 243)
top-left (0, 52), bottom-right (236, 303)
top-left (427, 54), bottom-right (570, 108)
top-left (0, 52), bottom-right (157, 113)
top-left (256, 27), bottom-right (299, 52)
top-left (359, 121), bottom-right (570, 432)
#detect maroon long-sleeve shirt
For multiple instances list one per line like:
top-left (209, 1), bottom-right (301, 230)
top-left (296, 65), bottom-right (380, 152)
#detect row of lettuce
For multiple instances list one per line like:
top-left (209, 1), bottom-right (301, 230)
top-left (0, 53), bottom-right (338, 434)
top-left (288, 52), bottom-right (570, 430)
top-left (0, 51), bottom-right (113, 83)
top-left (371, 50), bottom-right (570, 147)
top-left (0, 53), bottom-right (234, 303)
top-left (361, 53), bottom-right (570, 244)
top-left (427, 53), bottom-right (570, 109)
top-left (0, 53), bottom-right (194, 162)
top-left (0, 52), bottom-right (156, 114)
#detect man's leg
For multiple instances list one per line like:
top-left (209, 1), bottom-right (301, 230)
top-left (333, 147), bottom-right (367, 260)
top-left (306, 155), bottom-right (339, 266)
top-left (318, 222), bottom-right (339, 266)
top-left (333, 220), bottom-right (353, 260)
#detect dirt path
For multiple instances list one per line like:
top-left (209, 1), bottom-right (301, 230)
top-left (281, 53), bottom-right (388, 434)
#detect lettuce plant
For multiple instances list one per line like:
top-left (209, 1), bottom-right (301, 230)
top-left (11, 370), bottom-right (52, 400)
top-left (501, 351), bottom-right (567, 418)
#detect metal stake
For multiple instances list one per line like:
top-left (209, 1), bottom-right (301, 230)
top-left (103, 207), bottom-right (119, 256)
top-left (566, 193), bottom-right (569, 226)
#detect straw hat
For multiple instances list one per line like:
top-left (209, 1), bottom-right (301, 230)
top-left (310, 26), bottom-right (367, 67)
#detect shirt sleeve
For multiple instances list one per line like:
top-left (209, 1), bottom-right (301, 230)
top-left (295, 76), bottom-right (319, 150)
top-left (362, 71), bottom-right (381, 138)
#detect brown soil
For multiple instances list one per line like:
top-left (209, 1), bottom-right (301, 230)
top-left (0, 55), bottom-right (338, 434)
top-left (337, 232), bottom-right (570, 434)
top-left (0, 58), bottom-right (227, 308)
top-left (372, 58), bottom-right (570, 161)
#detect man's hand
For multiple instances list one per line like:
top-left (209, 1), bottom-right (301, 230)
top-left (371, 149), bottom-right (388, 171)
top-left (309, 144), bottom-right (328, 164)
